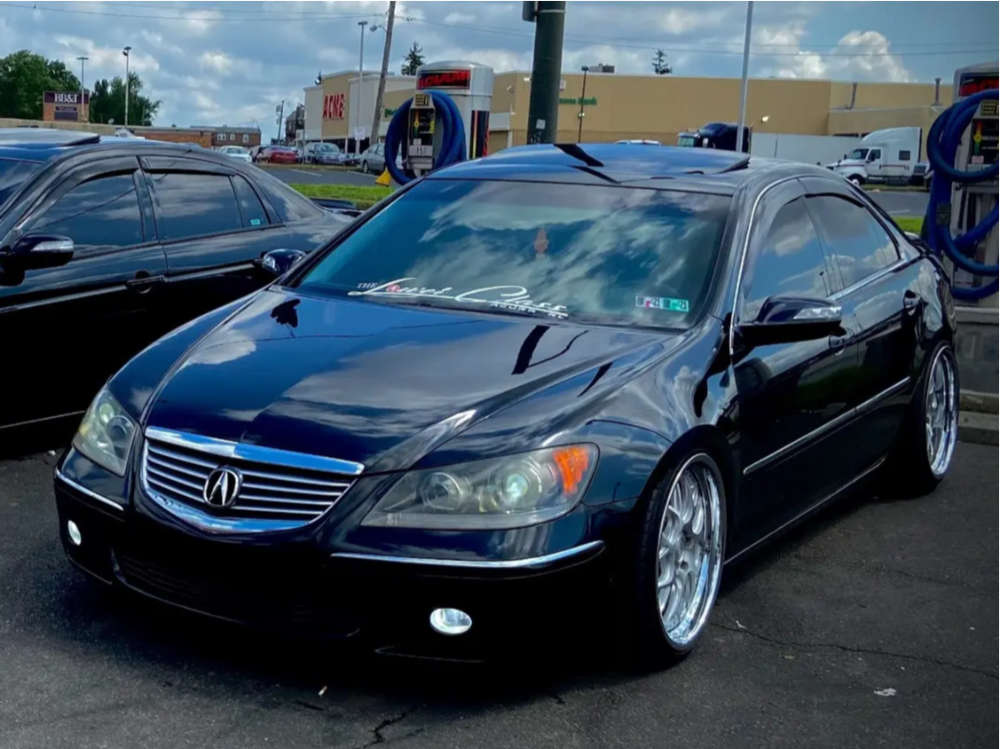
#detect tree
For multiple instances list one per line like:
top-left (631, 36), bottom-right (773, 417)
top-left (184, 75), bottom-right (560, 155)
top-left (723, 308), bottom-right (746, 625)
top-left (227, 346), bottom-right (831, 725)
top-left (0, 50), bottom-right (80, 119)
top-left (400, 42), bottom-right (425, 76)
top-left (88, 72), bottom-right (160, 126)
top-left (652, 49), bottom-right (672, 75)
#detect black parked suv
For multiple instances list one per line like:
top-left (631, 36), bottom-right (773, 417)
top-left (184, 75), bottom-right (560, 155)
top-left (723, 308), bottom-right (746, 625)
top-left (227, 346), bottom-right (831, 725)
top-left (0, 130), bottom-right (350, 433)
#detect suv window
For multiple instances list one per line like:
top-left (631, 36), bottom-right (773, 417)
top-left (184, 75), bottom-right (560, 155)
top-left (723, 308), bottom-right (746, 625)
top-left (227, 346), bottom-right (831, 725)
top-left (232, 175), bottom-right (268, 227)
top-left (807, 195), bottom-right (898, 289)
top-left (29, 172), bottom-right (143, 250)
top-left (147, 172), bottom-right (242, 240)
top-left (743, 198), bottom-right (831, 321)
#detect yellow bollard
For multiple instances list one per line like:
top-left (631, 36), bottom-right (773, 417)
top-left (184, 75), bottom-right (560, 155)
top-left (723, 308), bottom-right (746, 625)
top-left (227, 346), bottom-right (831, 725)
top-left (375, 168), bottom-right (392, 186)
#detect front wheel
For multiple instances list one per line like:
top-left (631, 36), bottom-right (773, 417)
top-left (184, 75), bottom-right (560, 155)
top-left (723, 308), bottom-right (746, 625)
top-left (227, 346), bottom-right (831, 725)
top-left (883, 342), bottom-right (959, 496)
top-left (848, 174), bottom-right (864, 186)
top-left (622, 451), bottom-right (727, 668)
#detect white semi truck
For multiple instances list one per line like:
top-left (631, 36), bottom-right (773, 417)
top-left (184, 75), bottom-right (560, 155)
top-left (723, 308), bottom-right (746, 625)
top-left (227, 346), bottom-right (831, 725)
top-left (825, 126), bottom-right (923, 185)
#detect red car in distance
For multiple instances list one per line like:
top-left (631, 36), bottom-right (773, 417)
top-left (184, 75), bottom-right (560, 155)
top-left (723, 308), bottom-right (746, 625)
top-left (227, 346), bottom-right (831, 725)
top-left (256, 145), bottom-right (298, 164)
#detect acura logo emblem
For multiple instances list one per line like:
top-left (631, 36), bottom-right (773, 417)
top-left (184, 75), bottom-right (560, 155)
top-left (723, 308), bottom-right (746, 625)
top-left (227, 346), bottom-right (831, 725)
top-left (203, 467), bottom-right (242, 508)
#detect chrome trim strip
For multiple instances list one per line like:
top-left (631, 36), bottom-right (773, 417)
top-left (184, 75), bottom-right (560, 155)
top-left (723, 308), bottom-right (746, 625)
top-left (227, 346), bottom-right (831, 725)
top-left (145, 427), bottom-right (365, 476)
top-left (330, 540), bottom-right (605, 570)
top-left (54, 468), bottom-right (125, 512)
top-left (727, 457), bottom-right (885, 565)
top-left (830, 258), bottom-right (910, 301)
top-left (743, 376), bottom-right (910, 476)
top-left (728, 176), bottom-right (802, 358)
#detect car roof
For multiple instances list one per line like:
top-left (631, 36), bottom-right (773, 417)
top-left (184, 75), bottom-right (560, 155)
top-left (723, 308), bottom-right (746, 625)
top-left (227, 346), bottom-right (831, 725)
top-left (0, 137), bottom-right (277, 183)
top-left (429, 143), bottom-right (834, 194)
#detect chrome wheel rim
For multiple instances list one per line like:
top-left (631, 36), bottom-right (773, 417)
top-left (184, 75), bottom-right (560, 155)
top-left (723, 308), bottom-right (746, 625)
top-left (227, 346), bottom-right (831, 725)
top-left (655, 454), bottom-right (724, 648)
top-left (925, 348), bottom-right (957, 477)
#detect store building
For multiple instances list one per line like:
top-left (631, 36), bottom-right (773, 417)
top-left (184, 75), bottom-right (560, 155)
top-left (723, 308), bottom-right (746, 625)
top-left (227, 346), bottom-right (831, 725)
top-left (304, 70), bottom-right (416, 152)
top-left (305, 68), bottom-right (950, 156)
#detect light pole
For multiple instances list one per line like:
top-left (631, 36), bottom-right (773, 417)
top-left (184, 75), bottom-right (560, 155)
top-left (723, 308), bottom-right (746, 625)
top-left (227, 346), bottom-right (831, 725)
top-left (76, 56), bottom-right (88, 96)
top-left (576, 66), bottom-right (589, 143)
top-left (122, 45), bottom-right (132, 127)
top-left (356, 20), bottom-right (368, 157)
top-left (735, 2), bottom-right (753, 154)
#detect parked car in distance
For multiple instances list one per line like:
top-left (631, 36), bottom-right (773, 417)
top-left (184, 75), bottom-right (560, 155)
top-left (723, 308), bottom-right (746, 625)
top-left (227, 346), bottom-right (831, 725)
top-left (303, 142), bottom-right (346, 165)
top-left (616, 139), bottom-right (662, 145)
top-left (360, 143), bottom-right (385, 173)
top-left (53, 143), bottom-right (958, 667)
top-left (255, 145), bottom-right (298, 164)
top-left (217, 145), bottom-right (252, 164)
top-left (0, 129), bottom-right (354, 433)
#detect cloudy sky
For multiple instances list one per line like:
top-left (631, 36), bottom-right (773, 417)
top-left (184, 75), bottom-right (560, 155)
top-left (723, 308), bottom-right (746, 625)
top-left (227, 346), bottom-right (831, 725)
top-left (1, 1), bottom-right (996, 128)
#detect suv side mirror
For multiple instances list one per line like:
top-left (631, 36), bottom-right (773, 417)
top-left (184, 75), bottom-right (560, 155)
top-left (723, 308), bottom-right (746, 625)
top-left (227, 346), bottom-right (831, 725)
top-left (8, 234), bottom-right (75, 270)
top-left (738, 296), bottom-right (843, 347)
top-left (256, 248), bottom-right (306, 277)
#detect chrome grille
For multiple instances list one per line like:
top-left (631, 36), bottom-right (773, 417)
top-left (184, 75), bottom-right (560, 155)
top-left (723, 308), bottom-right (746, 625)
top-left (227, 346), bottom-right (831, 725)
top-left (141, 428), bottom-right (360, 529)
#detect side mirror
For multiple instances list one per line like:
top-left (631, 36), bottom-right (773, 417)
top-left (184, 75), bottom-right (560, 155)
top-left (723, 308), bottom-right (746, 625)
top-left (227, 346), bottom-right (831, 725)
top-left (256, 248), bottom-right (307, 277)
top-left (738, 296), bottom-right (843, 347)
top-left (8, 235), bottom-right (75, 270)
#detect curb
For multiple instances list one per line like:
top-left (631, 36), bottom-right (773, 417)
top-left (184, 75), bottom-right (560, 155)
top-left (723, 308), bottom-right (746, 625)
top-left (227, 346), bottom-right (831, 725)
top-left (959, 411), bottom-right (998, 446)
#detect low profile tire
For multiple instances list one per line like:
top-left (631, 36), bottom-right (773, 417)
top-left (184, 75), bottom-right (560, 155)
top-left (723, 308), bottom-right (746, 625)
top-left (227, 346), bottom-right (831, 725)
top-left (883, 342), bottom-right (959, 496)
top-left (622, 451), bottom-right (727, 669)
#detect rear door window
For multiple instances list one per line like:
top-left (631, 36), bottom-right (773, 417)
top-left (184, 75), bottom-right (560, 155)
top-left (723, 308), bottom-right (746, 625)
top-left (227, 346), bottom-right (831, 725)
top-left (28, 172), bottom-right (144, 250)
top-left (806, 195), bottom-right (899, 288)
top-left (147, 172), bottom-right (242, 240)
top-left (232, 175), bottom-right (269, 228)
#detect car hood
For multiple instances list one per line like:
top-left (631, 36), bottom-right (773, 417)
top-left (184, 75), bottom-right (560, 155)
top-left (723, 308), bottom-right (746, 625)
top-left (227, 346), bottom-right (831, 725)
top-left (144, 288), bottom-right (671, 471)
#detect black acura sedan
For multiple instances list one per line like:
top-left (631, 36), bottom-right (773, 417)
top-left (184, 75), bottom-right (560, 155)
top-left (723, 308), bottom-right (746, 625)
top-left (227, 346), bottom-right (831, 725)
top-left (53, 144), bottom-right (958, 665)
top-left (0, 130), bottom-right (350, 434)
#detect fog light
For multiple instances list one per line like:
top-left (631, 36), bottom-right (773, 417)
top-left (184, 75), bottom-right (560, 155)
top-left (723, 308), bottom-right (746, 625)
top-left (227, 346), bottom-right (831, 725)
top-left (66, 520), bottom-right (82, 547)
top-left (429, 607), bottom-right (472, 636)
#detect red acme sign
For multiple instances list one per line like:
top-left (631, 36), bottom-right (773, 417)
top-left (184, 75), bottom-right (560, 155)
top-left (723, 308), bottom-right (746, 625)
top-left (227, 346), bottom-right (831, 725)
top-left (323, 93), bottom-right (345, 120)
top-left (417, 70), bottom-right (471, 90)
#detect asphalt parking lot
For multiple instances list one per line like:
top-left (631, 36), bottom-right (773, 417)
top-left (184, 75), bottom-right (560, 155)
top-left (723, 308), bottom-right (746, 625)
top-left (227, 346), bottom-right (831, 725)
top-left (0, 436), bottom-right (995, 749)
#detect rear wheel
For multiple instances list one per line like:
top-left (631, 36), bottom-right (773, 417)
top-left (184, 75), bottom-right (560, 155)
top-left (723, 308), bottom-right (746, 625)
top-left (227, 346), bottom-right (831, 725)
top-left (883, 343), bottom-right (958, 496)
top-left (622, 451), bottom-right (726, 668)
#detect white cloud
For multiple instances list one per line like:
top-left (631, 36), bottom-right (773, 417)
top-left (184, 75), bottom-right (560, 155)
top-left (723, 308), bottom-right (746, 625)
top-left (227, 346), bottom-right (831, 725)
top-left (199, 51), bottom-right (233, 74)
top-left (658, 7), bottom-right (728, 35)
top-left (443, 12), bottom-right (476, 25)
top-left (755, 25), bottom-right (912, 82)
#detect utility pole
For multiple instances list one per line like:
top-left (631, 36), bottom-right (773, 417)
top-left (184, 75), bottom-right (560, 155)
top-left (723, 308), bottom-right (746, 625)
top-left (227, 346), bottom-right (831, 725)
top-left (122, 45), bottom-right (131, 127)
top-left (275, 100), bottom-right (284, 143)
top-left (524, 1), bottom-right (566, 144)
top-left (370, 1), bottom-right (396, 147)
top-left (576, 66), bottom-right (588, 142)
top-left (736, 1), bottom-right (753, 154)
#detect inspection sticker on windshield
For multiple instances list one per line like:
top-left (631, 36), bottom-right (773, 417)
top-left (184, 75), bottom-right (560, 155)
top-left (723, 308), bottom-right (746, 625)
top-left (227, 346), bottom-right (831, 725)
top-left (636, 296), bottom-right (689, 312)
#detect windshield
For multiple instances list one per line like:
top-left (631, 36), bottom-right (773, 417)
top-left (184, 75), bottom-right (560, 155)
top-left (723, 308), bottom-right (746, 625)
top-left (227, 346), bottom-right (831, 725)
top-left (848, 148), bottom-right (869, 159)
top-left (316, 143), bottom-right (340, 153)
top-left (0, 157), bottom-right (42, 208)
top-left (294, 179), bottom-right (731, 327)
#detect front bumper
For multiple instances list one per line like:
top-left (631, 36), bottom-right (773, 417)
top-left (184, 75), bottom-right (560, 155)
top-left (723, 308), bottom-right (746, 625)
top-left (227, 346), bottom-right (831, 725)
top-left (54, 470), bottom-right (610, 659)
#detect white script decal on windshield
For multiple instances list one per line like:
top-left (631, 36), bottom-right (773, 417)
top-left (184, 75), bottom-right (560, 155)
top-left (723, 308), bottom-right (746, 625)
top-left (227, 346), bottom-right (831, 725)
top-left (349, 278), bottom-right (569, 318)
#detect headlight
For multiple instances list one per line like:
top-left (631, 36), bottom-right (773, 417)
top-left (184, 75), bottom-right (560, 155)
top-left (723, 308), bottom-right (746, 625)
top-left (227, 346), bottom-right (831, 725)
top-left (72, 388), bottom-right (137, 476)
top-left (362, 445), bottom-right (597, 530)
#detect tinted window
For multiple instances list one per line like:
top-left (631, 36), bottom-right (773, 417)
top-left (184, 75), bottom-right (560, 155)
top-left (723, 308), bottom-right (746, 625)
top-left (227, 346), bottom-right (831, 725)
top-left (29, 173), bottom-right (143, 249)
top-left (148, 172), bottom-right (242, 240)
top-left (250, 169), bottom-right (324, 223)
top-left (807, 195), bottom-right (898, 288)
top-left (899, 150), bottom-right (911, 161)
top-left (232, 175), bottom-right (268, 227)
top-left (743, 198), bottom-right (830, 321)
top-left (0, 158), bottom-right (42, 208)
top-left (296, 179), bottom-right (731, 327)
